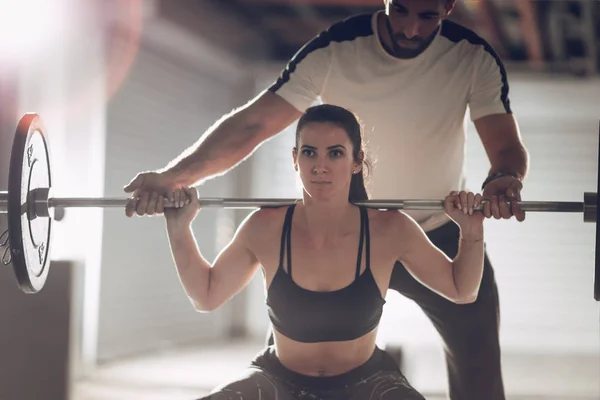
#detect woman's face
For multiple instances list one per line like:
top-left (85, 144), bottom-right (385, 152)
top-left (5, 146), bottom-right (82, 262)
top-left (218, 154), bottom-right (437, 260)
top-left (293, 122), bottom-right (360, 202)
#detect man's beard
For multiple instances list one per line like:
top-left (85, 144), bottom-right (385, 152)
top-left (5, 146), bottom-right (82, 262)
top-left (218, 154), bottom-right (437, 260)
top-left (384, 19), bottom-right (439, 59)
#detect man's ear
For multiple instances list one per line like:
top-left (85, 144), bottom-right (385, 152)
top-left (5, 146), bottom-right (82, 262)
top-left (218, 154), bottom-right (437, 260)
top-left (445, 0), bottom-right (457, 16)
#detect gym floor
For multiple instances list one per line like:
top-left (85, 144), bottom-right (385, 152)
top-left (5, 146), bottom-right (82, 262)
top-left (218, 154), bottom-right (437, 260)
top-left (72, 338), bottom-right (599, 400)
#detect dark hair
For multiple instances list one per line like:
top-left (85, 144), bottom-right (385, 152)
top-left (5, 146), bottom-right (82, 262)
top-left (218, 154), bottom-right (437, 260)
top-left (295, 104), bottom-right (371, 203)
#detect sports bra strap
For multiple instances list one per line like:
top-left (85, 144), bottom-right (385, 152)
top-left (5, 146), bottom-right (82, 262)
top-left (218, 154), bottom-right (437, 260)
top-left (364, 207), bottom-right (371, 272)
top-left (278, 205), bottom-right (296, 270)
top-left (355, 207), bottom-right (366, 279)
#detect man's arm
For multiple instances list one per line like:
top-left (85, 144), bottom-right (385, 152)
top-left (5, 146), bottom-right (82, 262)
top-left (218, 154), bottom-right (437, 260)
top-left (474, 113), bottom-right (529, 180)
top-left (467, 37), bottom-right (531, 221)
top-left (164, 90), bottom-right (301, 187)
top-left (162, 27), bottom-right (335, 187)
top-left (474, 113), bottom-right (530, 221)
top-left (468, 34), bottom-right (529, 178)
top-left (123, 91), bottom-right (301, 214)
top-left (124, 28), bottom-right (331, 215)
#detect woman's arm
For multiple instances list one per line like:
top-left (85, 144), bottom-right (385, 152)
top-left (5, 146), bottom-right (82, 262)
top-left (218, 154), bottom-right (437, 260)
top-left (160, 188), bottom-right (262, 311)
top-left (166, 212), bottom-right (260, 311)
top-left (393, 192), bottom-right (485, 304)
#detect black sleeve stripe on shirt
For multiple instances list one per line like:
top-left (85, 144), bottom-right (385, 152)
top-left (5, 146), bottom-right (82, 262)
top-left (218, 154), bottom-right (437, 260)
top-left (269, 13), bottom-right (374, 93)
top-left (441, 20), bottom-right (512, 114)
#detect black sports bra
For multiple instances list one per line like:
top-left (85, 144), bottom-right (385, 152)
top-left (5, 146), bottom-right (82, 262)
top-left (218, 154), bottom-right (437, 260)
top-left (266, 204), bottom-right (386, 343)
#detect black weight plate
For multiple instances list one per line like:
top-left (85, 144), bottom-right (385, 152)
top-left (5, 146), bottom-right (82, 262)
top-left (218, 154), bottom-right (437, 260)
top-left (7, 113), bottom-right (52, 294)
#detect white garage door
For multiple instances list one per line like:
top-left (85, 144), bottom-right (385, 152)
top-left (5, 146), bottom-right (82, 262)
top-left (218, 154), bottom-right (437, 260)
top-left (98, 28), bottom-right (251, 362)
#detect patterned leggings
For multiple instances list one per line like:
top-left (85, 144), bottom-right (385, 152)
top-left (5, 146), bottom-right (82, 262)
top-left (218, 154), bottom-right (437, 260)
top-left (198, 346), bottom-right (425, 400)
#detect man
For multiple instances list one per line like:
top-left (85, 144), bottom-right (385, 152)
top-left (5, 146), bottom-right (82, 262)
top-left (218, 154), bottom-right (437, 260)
top-left (124, 1), bottom-right (529, 399)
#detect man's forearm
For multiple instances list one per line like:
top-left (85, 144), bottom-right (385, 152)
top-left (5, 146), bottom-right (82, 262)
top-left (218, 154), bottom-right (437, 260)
top-left (451, 229), bottom-right (485, 303)
top-left (158, 91), bottom-right (301, 188)
top-left (162, 110), bottom-right (265, 187)
top-left (489, 144), bottom-right (529, 181)
top-left (166, 222), bottom-right (212, 309)
top-left (475, 113), bottom-right (530, 182)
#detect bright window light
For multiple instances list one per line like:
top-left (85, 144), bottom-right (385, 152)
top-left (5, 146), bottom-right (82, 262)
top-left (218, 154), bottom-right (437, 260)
top-left (0, 0), bottom-right (66, 63)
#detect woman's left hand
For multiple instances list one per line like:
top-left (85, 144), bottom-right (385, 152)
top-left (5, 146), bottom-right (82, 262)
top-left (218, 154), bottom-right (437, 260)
top-left (444, 190), bottom-right (485, 231)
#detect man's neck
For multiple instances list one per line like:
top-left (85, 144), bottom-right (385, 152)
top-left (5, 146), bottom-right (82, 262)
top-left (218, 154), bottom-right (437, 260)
top-left (376, 12), bottom-right (440, 60)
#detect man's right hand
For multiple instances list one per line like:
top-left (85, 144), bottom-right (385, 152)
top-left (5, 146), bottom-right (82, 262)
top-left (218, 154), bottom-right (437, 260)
top-left (123, 171), bottom-right (178, 217)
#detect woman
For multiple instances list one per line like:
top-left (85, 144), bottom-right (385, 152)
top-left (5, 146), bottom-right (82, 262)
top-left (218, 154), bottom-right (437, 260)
top-left (134, 104), bottom-right (485, 399)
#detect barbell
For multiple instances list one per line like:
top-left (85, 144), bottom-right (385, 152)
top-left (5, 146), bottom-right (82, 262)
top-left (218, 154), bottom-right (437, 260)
top-left (1, 113), bottom-right (599, 300)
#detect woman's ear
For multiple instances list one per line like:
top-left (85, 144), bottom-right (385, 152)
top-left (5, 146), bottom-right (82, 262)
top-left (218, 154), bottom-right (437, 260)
top-left (292, 147), bottom-right (298, 171)
top-left (354, 150), bottom-right (364, 173)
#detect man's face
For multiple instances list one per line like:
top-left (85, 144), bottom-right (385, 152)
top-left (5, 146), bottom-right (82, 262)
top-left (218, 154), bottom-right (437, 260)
top-left (384, 0), bottom-right (453, 58)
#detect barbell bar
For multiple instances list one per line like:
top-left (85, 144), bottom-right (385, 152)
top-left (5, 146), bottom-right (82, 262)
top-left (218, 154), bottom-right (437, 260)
top-left (0, 113), bottom-right (598, 301)
top-left (0, 192), bottom-right (594, 215)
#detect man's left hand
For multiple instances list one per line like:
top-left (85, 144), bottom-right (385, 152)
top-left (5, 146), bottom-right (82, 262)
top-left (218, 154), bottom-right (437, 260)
top-left (481, 175), bottom-right (525, 222)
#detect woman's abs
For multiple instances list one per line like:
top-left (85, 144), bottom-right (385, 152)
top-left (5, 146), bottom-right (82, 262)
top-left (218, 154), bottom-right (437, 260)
top-left (273, 328), bottom-right (378, 376)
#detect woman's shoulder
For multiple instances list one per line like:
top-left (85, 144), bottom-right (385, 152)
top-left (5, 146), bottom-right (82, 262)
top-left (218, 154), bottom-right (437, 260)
top-left (242, 205), bottom-right (292, 232)
top-left (365, 208), bottom-right (414, 233)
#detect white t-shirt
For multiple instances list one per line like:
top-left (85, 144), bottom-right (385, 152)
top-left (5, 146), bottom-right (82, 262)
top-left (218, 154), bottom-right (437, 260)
top-left (269, 12), bottom-right (512, 231)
